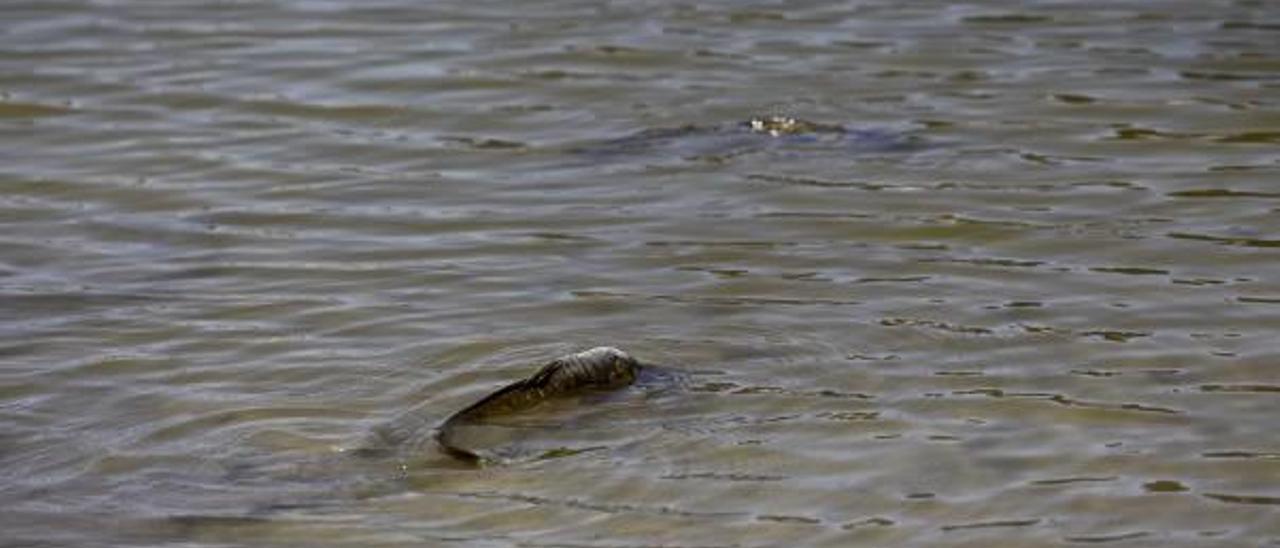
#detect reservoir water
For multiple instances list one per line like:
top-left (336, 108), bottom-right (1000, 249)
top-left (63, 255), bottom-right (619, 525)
top-left (2, 1), bottom-right (1278, 546)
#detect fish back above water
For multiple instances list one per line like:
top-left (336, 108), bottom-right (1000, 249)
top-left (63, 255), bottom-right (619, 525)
top-left (435, 347), bottom-right (647, 463)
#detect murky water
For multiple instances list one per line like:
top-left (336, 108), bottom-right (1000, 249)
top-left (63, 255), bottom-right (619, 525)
top-left (3, 0), bottom-right (1279, 546)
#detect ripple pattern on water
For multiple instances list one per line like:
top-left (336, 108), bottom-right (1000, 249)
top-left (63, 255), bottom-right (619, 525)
top-left (3, 0), bottom-right (1280, 546)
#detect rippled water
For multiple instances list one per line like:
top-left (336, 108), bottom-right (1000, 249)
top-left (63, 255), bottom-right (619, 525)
top-left (3, 1), bottom-right (1279, 546)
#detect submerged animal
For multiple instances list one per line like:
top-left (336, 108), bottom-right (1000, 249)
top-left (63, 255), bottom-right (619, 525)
top-left (570, 115), bottom-right (920, 162)
top-left (436, 347), bottom-right (658, 463)
top-left (744, 115), bottom-right (845, 136)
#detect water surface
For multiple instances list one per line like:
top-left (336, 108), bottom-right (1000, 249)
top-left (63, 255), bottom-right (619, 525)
top-left (2, 0), bottom-right (1279, 546)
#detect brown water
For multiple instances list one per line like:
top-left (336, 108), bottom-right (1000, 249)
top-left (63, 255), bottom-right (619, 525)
top-left (3, 1), bottom-right (1279, 546)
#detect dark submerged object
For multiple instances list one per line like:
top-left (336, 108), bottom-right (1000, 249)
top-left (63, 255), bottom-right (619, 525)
top-left (743, 115), bottom-right (844, 136)
top-left (436, 347), bottom-right (646, 463)
top-left (571, 115), bottom-right (920, 162)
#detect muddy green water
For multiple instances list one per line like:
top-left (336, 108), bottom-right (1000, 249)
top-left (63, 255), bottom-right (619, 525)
top-left (2, 1), bottom-right (1279, 546)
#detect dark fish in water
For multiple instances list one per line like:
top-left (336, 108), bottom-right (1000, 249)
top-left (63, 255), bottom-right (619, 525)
top-left (742, 115), bottom-right (845, 136)
top-left (569, 115), bottom-right (923, 162)
top-left (435, 347), bottom-right (646, 463)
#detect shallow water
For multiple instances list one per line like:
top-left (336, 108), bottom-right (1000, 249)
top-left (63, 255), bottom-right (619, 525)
top-left (2, 0), bottom-right (1279, 546)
